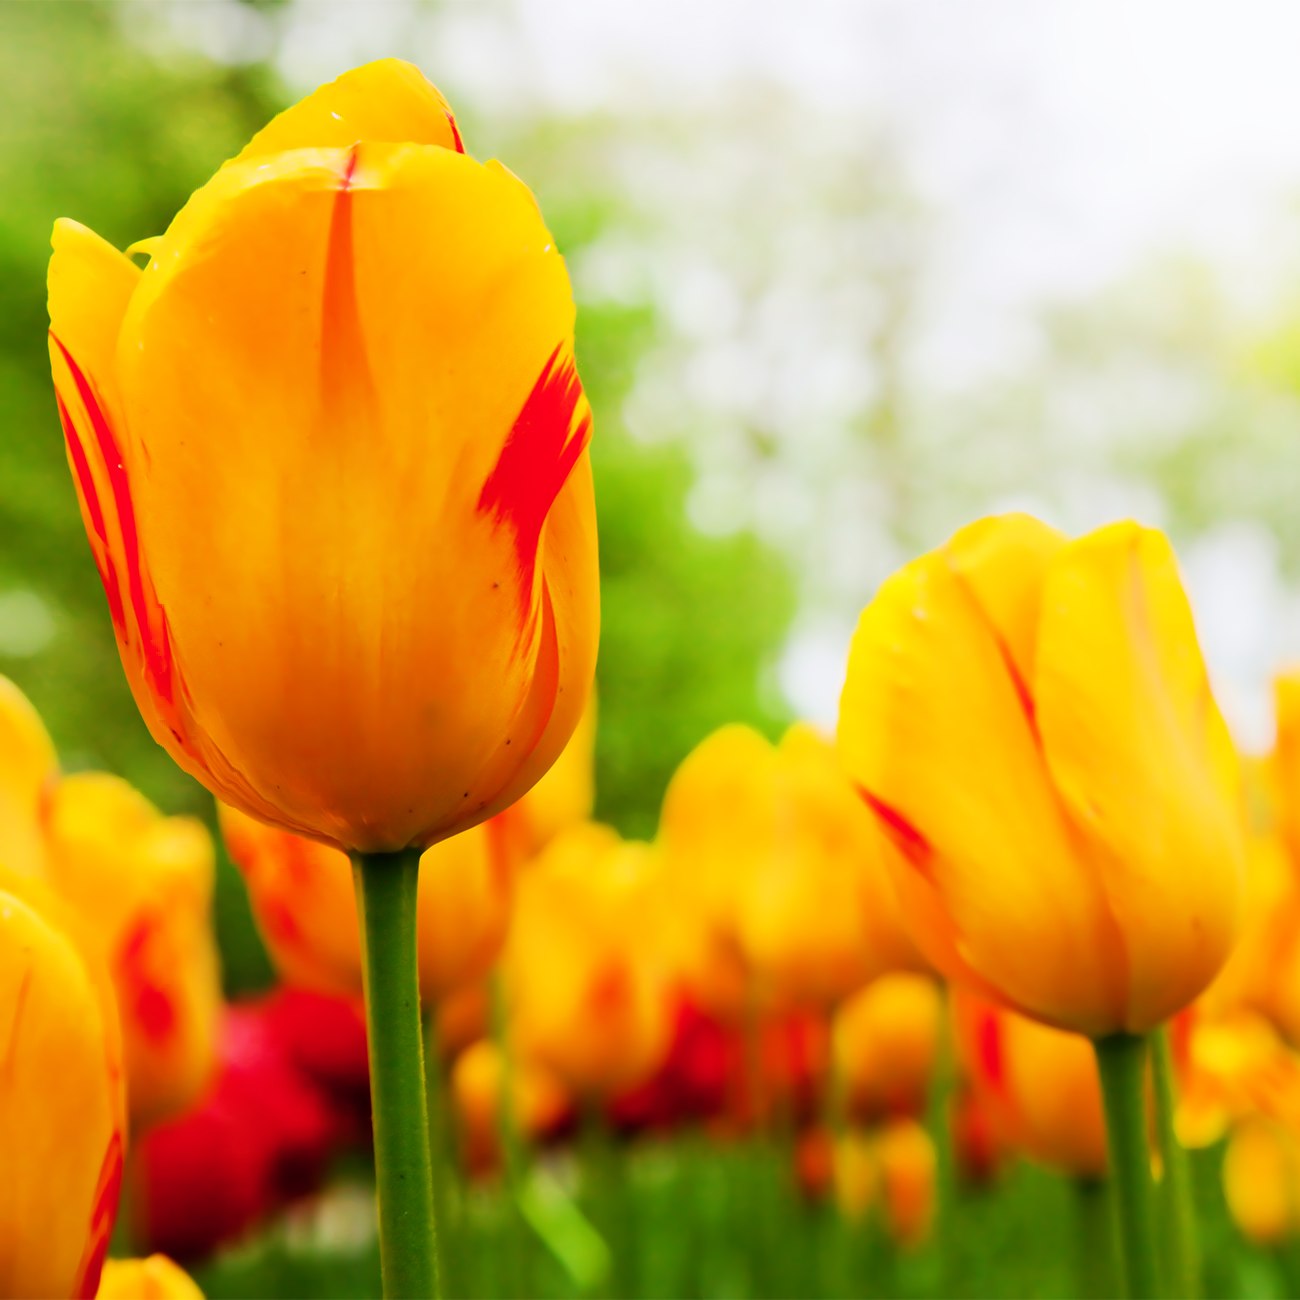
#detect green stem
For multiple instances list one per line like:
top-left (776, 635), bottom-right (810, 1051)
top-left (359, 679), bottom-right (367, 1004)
top-left (1151, 1026), bottom-right (1200, 1299)
top-left (352, 850), bottom-right (441, 1300)
top-left (1073, 1176), bottom-right (1119, 1300)
top-left (1094, 1033), bottom-right (1162, 1299)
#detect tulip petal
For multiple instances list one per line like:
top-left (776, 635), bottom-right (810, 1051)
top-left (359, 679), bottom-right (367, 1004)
top-left (234, 58), bottom-right (463, 162)
top-left (118, 143), bottom-right (594, 850)
top-left (837, 529), bottom-right (1125, 1035)
top-left (0, 676), bottom-right (58, 878)
top-left (1035, 522), bottom-right (1245, 1031)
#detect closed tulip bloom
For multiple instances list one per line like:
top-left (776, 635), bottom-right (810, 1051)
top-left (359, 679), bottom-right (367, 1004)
top-left (838, 514), bottom-right (1245, 1037)
top-left (1223, 1116), bottom-right (1300, 1246)
top-left (0, 878), bottom-right (126, 1300)
top-left (96, 1256), bottom-right (203, 1300)
top-left (45, 774), bottom-right (221, 1129)
top-left (833, 974), bottom-right (942, 1123)
top-left (221, 804), bottom-right (512, 1004)
top-left (834, 1121), bottom-right (936, 1248)
top-left (505, 826), bottom-right (674, 1099)
top-left (953, 990), bottom-right (1108, 1179)
top-left (47, 58), bottom-right (598, 854)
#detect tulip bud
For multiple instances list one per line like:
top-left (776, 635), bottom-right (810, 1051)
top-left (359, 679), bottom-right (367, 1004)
top-left (505, 826), bottom-right (674, 1099)
top-left (47, 58), bottom-right (598, 855)
top-left (1223, 1116), bottom-right (1300, 1246)
top-left (96, 1255), bottom-right (203, 1300)
top-left (833, 974), bottom-right (942, 1123)
top-left (838, 514), bottom-right (1245, 1037)
top-left (0, 878), bottom-right (125, 1299)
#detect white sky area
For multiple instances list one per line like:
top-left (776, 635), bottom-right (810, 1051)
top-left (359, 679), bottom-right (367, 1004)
top-left (155, 0), bottom-right (1300, 744)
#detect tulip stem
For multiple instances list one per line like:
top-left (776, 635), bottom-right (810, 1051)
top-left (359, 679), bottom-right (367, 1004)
top-left (1094, 1033), bottom-right (1161, 1300)
top-left (1151, 1025), bottom-right (1201, 1298)
top-left (353, 850), bottom-right (441, 1300)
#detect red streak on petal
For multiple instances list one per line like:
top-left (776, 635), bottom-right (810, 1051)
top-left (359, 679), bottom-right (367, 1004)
top-left (50, 334), bottom-right (176, 709)
top-left (975, 1008), bottom-right (1006, 1094)
top-left (117, 918), bottom-right (177, 1043)
top-left (445, 111), bottom-right (465, 153)
top-left (857, 787), bottom-right (936, 884)
top-left (72, 1130), bottom-right (124, 1300)
top-left (55, 392), bottom-right (126, 634)
top-left (477, 345), bottom-right (591, 608)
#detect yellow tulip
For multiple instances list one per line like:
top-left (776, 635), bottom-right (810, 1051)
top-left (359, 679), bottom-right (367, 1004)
top-left (451, 1039), bottom-right (571, 1176)
top-left (44, 774), bottom-right (221, 1130)
top-left (952, 990), bottom-right (1109, 1179)
top-left (838, 514), bottom-right (1245, 1037)
top-left (0, 675), bottom-right (219, 1130)
top-left (0, 675), bottom-right (57, 878)
top-left (47, 58), bottom-right (598, 855)
top-left (221, 803), bottom-right (511, 1005)
top-left (504, 825), bottom-right (674, 1099)
top-left (1223, 1116), bottom-right (1300, 1246)
top-left (1274, 667), bottom-right (1300, 869)
top-left (96, 1255), bottom-right (203, 1300)
top-left (833, 974), bottom-right (942, 1122)
top-left (0, 877), bottom-right (126, 1299)
top-left (659, 723), bottom-right (923, 1018)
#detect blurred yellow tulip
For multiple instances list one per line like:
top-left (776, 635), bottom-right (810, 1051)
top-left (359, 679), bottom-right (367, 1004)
top-left (1223, 1116), bottom-right (1300, 1246)
top-left (221, 804), bottom-right (511, 1005)
top-left (45, 774), bottom-right (221, 1130)
top-left (833, 974), bottom-right (942, 1123)
top-left (659, 722), bottom-right (923, 1018)
top-left (838, 514), bottom-right (1245, 1037)
top-left (834, 1121), bottom-right (936, 1248)
top-left (96, 1255), bottom-right (203, 1300)
top-left (451, 1039), bottom-right (571, 1176)
top-left (0, 675), bottom-right (219, 1130)
top-left (1274, 668), bottom-right (1300, 870)
top-left (504, 825), bottom-right (674, 1099)
top-left (0, 876), bottom-right (126, 1299)
top-left (47, 58), bottom-right (598, 855)
top-left (952, 990), bottom-right (1108, 1179)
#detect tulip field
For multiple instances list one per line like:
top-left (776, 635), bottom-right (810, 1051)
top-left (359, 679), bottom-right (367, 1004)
top-left (14, 6), bottom-right (1300, 1300)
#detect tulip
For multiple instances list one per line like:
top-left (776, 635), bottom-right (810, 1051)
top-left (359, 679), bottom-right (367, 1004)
top-left (0, 674), bottom-right (58, 878)
top-left (44, 774), bottom-right (220, 1129)
top-left (0, 675), bottom-right (219, 1130)
top-left (838, 513), bottom-right (1244, 1037)
top-left (96, 1256), bottom-right (203, 1300)
top-left (451, 1039), bottom-right (572, 1177)
top-left (833, 974), bottom-right (942, 1124)
top-left (659, 723), bottom-right (922, 1019)
top-left (834, 1121), bottom-right (936, 1248)
top-left (47, 58), bottom-right (598, 856)
top-left (220, 804), bottom-right (512, 1005)
top-left (1223, 1116), bottom-right (1300, 1246)
top-left (49, 59), bottom-right (600, 1292)
top-left (0, 876), bottom-right (126, 1300)
top-left (1275, 667), bottom-right (1300, 870)
top-left (504, 825), bottom-right (674, 1100)
top-left (952, 991), bottom-right (1108, 1180)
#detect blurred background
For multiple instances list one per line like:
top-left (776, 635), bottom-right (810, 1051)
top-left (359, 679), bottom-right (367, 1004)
top-left (7, 0), bottom-right (1300, 974)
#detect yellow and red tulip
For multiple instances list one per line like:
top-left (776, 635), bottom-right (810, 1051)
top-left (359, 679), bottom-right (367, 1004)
top-left (952, 990), bottom-right (1108, 1179)
top-left (833, 973), bottom-right (942, 1123)
top-left (47, 58), bottom-right (598, 855)
top-left (44, 774), bottom-right (220, 1129)
top-left (504, 825), bottom-right (674, 1100)
top-left (838, 514), bottom-right (1245, 1037)
top-left (0, 875), bottom-right (125, 1300)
